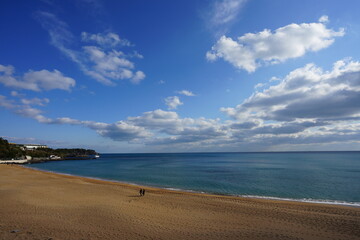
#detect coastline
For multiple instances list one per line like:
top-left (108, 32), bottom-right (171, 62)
top-left (0, 155), bottom-right (98, 164)
top-left (27, 165), bottom-right (360, 208)
top-left (1, 164), bottom-right (359, 240)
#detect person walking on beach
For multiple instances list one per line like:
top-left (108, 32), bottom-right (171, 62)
top-left (139, 188), bottom-right (143, 196)
top-left (142, 189), bottom-right (146, 196)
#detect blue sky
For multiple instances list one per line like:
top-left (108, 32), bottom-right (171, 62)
top-left (1, 0), bottom-right (360, 153)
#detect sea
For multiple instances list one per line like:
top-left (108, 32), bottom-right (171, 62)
top-left (29, 152), bottom-right (360, 207)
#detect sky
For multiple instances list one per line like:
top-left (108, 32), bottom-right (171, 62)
top-left (1, 0), bottom-right (360, 153)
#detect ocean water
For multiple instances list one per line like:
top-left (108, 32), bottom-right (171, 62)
top-left (29, 152), bottom-right (360, 206)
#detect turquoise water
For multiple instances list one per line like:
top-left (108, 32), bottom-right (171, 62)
top-left (30, 152), bottom-right (360, 206)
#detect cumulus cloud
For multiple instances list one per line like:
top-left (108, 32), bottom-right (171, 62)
top-left (176, 90), bottom-right (196, 96)
top-left (0, 64), bottom-right (75, 91)
top-left (24, 70), bottom-right (76, 91)
top-left (207, 16), bottom-right (344, 72)
top-left (1, 93), bottom-right (359, 151)
top-left (82, 46), bottom-right (139, 84)
top-left (222, 59), bottom-right (360, 121)
top-left (127, 110), bottom-right (227, 145)
top-left (83, 46), bottom-right (134, 69)
top-left (45, 117), bottom-right (151, 142)
top-left (49, 118), bottom-right (151, 142)
top-left (85, 121), bottom-right (151, 141)
top-left (127, 109), bottom-right (194, 134)
top-left (131, 71), bottom-right (146, 84)
top-left (165, 96), bottom-right (183, 110)
top-left (36, 11), bottom-right (145, 85)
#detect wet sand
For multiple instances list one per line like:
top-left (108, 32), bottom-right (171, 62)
top-left (0, 165), bottom-right (359, 240)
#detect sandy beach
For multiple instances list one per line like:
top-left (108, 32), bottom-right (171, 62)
top-left (0, 165), bottom-right (359, 240)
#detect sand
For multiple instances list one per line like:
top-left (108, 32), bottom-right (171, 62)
top-left (0, 165), bottom-right (359, 240)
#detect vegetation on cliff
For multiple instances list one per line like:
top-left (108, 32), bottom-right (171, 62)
top-left (0, 138), bottom-right (23, 159)
top-left (0, 137), bottom-right (97, 160)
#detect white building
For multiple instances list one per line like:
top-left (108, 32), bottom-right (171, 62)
top-left (17, 144), bottom-right (48, 151)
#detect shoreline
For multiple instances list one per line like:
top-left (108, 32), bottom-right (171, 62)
top-left (0, 156), bottom-right (97, 164)
top-left (1, 164), bottom-right (360, 240)
top-left (26, 165), bottom-right (360, 208)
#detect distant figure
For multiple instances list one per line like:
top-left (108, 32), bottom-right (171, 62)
top-left (139, 189), bottom-right (143, 196)
top-left (142, 189), bottom-right (146, 196)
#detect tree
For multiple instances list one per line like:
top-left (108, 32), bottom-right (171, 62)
top-left (0, 138), bottom-right (24, 159)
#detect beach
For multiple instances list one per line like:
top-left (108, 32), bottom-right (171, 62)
top-left (0, 165), bottom-right (359, 240)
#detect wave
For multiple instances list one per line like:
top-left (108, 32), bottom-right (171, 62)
top-left (238, 195), bottom-right (360, 207)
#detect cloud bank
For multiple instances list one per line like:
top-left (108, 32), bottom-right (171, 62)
top-left (221, 59), bottom-right (360, 121)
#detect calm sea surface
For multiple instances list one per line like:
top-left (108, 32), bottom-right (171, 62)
top-left (30, 152), bottom-right (360, 206)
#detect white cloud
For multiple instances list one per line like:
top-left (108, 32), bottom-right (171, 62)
top-left (0, 64), bottom-right (14, 75)
top-left (0, 98), bottom-right (52, 124)
top-left (10, 91), bottom-right (24, 97)
top-left (211, 0), bottom-right (247, 26)
top-left (21, 97), bottom-right (50, 106)
top-left (127, 109), bottom-right (194, 134)
top-left (15, 106), bottom-right (43, 119)
top-left (35, 11), bottom-right (74, 52)
top-left (0, 64), bottom-right (75, 91)
top-left (82, 46), bottom-right (139, 84)
top-left (165, 96), bottom-right (183, 110)
top-left (36, 12), bottom-right (145, 85)
top-left (222, 59), bottom-right (360, 121)
top-left (319, 15), bottom-right (329, 23)
top-left (207, 16), bottom-right (344, 72)
top-left (1, 88), bottom-right (359, 151)
top-left (85, 121), bottom-right (151, 141)
top-left (0, 95), bottom-right (150, 142)
top-left (176, 90), bottom-right (196, 96)
top-left (83, 46), bottom-right (134, 69)
top-left (24, 69), bottom-right (76, 91)
top-left (81, 32), bottom-right (132, 47)
top-left (131, 71), bottom-right (146, 84)
top-left (207, 0), bottom-right (248, 36)
top-left (254, 83), bottom-right (266, 90)
top-left (49, 118), bottom-right (151, 142)
top-left (127, 109), bottom-right (227, 145)
top-left (130, 51), bottom-right (144, 59)
top-left (1, 59), bottom-right (360, 151)
top-left (0, 95), bottom-right (15, 109)
top-left (270, 76), bottom-right (281, 82)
